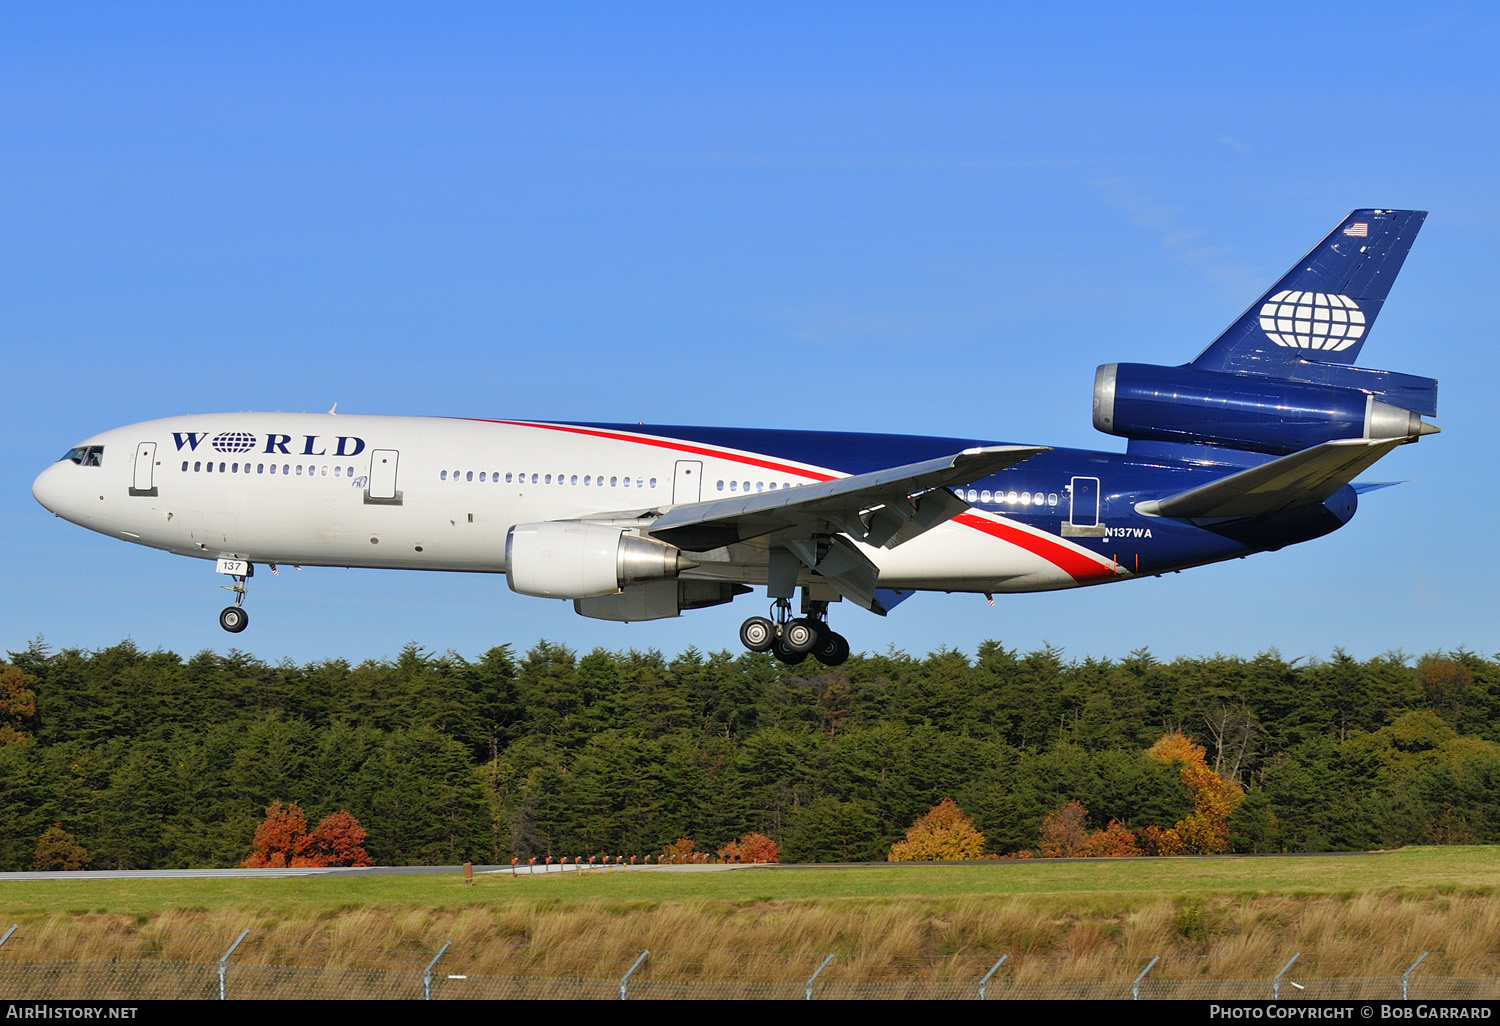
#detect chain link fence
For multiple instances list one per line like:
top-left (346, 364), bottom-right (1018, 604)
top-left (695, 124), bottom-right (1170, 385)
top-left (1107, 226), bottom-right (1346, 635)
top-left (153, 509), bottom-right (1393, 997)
top-left (1, 923), bottom-right (1497, 999)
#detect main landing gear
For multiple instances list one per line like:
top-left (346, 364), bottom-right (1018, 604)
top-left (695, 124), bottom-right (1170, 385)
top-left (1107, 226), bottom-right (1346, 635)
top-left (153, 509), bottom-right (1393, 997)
top-left (739, 597), bottom-right (850, 667)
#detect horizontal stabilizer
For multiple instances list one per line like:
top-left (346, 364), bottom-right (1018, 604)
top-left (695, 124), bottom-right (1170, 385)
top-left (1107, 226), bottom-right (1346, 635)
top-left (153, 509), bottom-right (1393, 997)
top-left (1135, 437), bottom-right (1408, 520)
top-left (648, 445), bottom-right (1046, 551)
top-left (1352, 480), bottom-right (1407, 495)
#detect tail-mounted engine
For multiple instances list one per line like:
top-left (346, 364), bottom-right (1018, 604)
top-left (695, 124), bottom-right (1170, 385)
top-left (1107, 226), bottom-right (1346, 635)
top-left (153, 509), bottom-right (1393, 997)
top-left (1093, 363), bottom-right (1437, 456)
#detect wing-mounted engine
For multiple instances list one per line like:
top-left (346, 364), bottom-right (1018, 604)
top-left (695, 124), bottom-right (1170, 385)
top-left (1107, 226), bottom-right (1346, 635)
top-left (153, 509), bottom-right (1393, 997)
top-left (1094, 363), bottom-right (1438, 457)
top-left (504, 522), bottom-right (697, 599)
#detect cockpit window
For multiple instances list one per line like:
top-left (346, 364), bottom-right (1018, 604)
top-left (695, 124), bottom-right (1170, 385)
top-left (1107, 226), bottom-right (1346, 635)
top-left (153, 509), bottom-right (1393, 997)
top-left (60, 445), bottom-right (104, 467)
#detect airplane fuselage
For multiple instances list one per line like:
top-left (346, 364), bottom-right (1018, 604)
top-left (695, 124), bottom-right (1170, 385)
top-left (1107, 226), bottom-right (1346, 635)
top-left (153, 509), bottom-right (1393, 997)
top-left (32, 412), bottom-right (1351, 597)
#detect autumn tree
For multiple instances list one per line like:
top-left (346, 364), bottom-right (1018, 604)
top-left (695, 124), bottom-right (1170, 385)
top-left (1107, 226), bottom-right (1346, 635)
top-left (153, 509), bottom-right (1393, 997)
top-left (33, 824), bottom-right (88, 871)
top-left (718, 832), bottom-right (779, 863)
top-left (242, 801), bottom-right (372, 868)
top-left (243, 800), bottom-right (311, 868)
top-left (306, 810), bottom-right (373, 867)
top-left (1140, 730), bottom-right (1243, 855)
top-left (888, 798), bottom-right (987, 861)
top-left (1037, 800), bottom-right (1091, 857)
top-left (0, 665), bottom-right (37, 745)
top-left (1037, 800), bottom-right (1140, 857)
top-left (661, 836), bottom-right (706, 863)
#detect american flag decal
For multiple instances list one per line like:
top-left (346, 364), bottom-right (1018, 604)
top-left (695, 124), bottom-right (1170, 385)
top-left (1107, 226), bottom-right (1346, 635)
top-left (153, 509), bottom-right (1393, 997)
top-left (1343, 222), bottom-right (1369, 237)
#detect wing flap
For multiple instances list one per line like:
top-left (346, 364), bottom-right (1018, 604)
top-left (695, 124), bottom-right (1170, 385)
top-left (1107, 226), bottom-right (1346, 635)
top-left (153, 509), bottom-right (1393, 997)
top-left (1135, 437), bottom-right (1408, 520)
top-left (648, 445), bottom-right (1047, 551)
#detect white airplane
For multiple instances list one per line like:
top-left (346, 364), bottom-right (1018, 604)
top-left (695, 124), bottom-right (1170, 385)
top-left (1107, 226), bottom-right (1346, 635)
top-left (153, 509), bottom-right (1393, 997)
top-left (32, 210), bottom-right (1438, 666)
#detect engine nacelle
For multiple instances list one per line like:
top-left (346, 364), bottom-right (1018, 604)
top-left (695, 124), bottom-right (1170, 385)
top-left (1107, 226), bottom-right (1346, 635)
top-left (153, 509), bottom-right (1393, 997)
top-left (505, 522), bottom-right (689, 599)
top-left (1093, 363), bottom-right (1430, 456)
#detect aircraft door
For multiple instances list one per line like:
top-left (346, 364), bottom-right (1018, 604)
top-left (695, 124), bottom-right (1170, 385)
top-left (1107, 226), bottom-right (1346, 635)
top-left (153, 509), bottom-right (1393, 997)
top-left (130, 442), bottom-right (158, 496)
top-left (365, 449), bottom-right (403, 505)
top-left (1070, 476), bottom-right (1100, 528)
top-left (672, 460), bottom-right (703, 505)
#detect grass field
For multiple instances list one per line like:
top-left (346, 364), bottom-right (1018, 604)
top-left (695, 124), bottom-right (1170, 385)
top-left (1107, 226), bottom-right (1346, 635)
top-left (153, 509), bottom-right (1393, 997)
top-left (3, 847), bottom-right (1500, 975)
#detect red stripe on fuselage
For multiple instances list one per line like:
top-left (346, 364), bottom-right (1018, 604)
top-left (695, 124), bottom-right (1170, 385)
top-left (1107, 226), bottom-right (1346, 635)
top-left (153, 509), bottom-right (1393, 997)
top-left (465, 419), bottom-right (1116, 585)
top-left (463, 419), bottom-right (838, 482)
top-left (953, 513), bottom-right (1118, 584)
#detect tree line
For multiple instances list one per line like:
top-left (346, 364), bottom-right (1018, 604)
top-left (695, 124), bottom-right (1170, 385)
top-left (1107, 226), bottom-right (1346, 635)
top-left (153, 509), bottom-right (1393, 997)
top-left (1, 637), bottom-right (1497, 869)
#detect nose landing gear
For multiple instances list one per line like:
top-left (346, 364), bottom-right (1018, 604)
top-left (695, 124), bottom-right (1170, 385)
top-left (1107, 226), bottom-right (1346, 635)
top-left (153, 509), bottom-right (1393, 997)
top-left (739, 596), bottom-right (850, 666)
top-left (219, 604), bottom-right (249, 633)
top-left (216, 559), bottom-right (252, 633)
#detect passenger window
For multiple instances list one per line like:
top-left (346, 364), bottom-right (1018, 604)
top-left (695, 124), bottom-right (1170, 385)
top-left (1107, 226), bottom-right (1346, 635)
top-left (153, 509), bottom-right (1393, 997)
top-left (1047, 492), bottom-right (1059, 506)
top-left (258, 464), bottom-right (264, 474)
top-left (478, 472), bottom-right (485, 482)
top-left (441, 471), bottom-right (447, 480)
top-left (335, 467), bottom-right (342, 478)
top-left (232, 463), bottom-right (239, 473)
top-left (610, 476), bottom-right (617, 487)
top-left (465, 471), bottom-right (472, 481)
top-left (544, 474), bottom-right (552, 484)
top-left (570, 475), bottom-right (577, 485)
top-left (584, 475), bottom-right (591, 485)
top-left (296, 466), bottom-right (303, 476)
top-left (282, 465), bottom-right (290, 475)
top-left (623, 477), bottom-right (630, 488)
top-left (181, 461), bottom-right (189, 472)
top-left (321, 466), bottom-right (328, 476)
top-left (505, 473), bottom-right (513, 483)
top-left (980, 490), bottom-right (992, 503)
top-left (531, 473), bottom-right (538, 484)
top-left (717, 480), bottom-right (724, 491)
top-left (206, 462), bottom-right (214, 473)
top-left (730, 481), bottom-right (737, 491)
top-left (194, 461), bottom-right (201, 472)
top-left (649, 478), bottom-right (656, 488)
top-left (219, 462), bottom-right (226, 472)
top-left (743, 481), bottom-right (750, 492)
top-left (756, 482), bottom-right (763, 492)
top-left (270, 464), bottom-right (277, 474)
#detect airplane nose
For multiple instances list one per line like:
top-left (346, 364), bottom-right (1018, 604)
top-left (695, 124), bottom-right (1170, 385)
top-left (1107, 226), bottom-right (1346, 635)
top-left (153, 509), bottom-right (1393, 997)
top-left (32, 463), bottom-right (68, 516)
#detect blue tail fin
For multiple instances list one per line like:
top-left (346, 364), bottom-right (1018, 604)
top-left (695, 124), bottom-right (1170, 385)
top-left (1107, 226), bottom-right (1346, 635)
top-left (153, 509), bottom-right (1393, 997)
top-left (1189, 209), bottom-right (1427, 375)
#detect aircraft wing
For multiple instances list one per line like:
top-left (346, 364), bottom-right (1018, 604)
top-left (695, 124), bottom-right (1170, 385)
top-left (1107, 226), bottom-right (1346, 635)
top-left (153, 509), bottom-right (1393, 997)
top-left (1134, 437), bottom-right (1408, 520)
top-left (647, 445), bottom-right (1047, 551)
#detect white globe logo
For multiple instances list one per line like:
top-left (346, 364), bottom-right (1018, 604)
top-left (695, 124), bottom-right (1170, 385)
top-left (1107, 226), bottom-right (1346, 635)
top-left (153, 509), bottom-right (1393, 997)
top-left (1258, 290), bottom-right (1365, 352)
top-left (211, 431), bottom-right (257, 454)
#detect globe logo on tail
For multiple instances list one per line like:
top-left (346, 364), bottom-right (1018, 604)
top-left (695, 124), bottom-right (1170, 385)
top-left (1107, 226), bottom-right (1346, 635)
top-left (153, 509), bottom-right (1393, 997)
top-left (1258, 291), bottom-right (1365, 351)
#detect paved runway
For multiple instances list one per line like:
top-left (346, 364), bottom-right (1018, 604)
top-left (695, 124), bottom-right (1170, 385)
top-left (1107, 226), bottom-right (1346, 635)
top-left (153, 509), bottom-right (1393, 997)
top-left (0, 863), bottom-right (758, 881)
top-left (0, 849), bottom-right (1377, 882)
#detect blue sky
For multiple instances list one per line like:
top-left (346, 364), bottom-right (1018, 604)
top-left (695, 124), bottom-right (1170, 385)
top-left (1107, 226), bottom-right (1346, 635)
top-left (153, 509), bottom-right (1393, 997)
top-left (2, 3), bottom-right (1496, 665)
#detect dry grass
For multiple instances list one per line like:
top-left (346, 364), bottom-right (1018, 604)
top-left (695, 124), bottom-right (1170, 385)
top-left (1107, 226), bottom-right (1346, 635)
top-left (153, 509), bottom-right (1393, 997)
top-left (6, 891), bottom-right (1500, 967)
top-left (5, 848), bottom-right (1500, 997)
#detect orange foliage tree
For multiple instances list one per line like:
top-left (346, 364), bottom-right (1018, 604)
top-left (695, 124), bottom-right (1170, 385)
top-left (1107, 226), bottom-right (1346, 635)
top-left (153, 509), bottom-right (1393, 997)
top-left (888, 798), bottom-right (988, 861)
top-left (718, 833), bottom-right (779, 863)
top-left (660, 836), bottom-right (707, 863)
top-left (242, 801), bottom-right (372, 868)
top-left (1141, 730), bottom-right (1244, 855)
top-left (306, 810), bottom-right (373, 867)
top-left (1036, 800), bottom-right (1140, 857)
